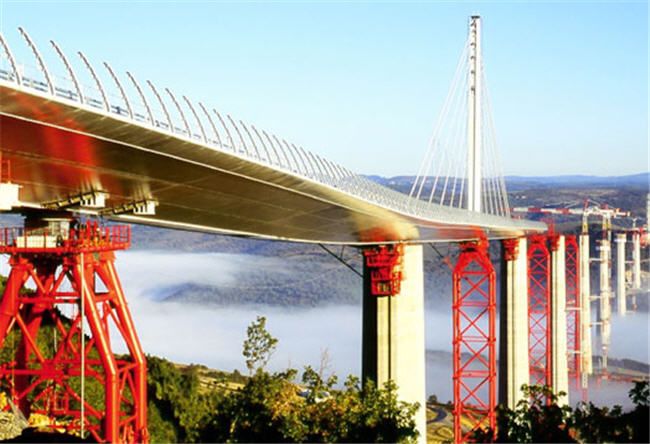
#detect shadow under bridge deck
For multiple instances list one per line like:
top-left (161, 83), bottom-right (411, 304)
top-left (0, 81), bottom-right (545, 245)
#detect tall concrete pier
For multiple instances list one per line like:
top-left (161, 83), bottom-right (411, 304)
top-left (579, 234), bottom-right (593, 378)
top-left (362, 244), bottom-right (426, 442)
top-left (499, 238), bottom-right (530, 409)
top-left (632, 231), bottom-right (641, 289)
top-left (599, 239), bottom-right (612, 369)
top-left (631, 231), bottom-right (641, 309)
top-left (615, 233), bottom-right (627, 315)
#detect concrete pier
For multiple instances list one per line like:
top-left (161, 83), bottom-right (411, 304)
top-left (499, 238), bottom-right (530, 409)
top-left (362, 244), bottom-right (426, 442)
top-left (632, 231), bottom-right (641, 290)
top-left (551, 236), bottom-right (569, 404)
top-left (615, 233), bottom-right (627, 315)
top-left (579, 234), bottom-right (593, 378)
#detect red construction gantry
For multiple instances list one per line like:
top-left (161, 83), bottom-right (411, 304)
top-left (527, 234), bottom-right (552, 393)
top-left (363, 245), bottom-right (404, 296)
top-left (452, 238), bottom-right (496, 443)
top-left (0, 219), bottom-right (147, 443)
top-left (564, 235), bottom-right (582, 391)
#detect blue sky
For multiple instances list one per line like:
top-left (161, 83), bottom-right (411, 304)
top-left (1, 1), bottom-right (647, 176)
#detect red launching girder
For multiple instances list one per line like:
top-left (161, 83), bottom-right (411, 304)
top-left (564, 235), bottom-right (582, 390)
top-left (452, 238), bottom-right (496, 443)
top-left (528, 235), bottom-right (552, 391)
top-left (0, 223), bottom-right (147, 443)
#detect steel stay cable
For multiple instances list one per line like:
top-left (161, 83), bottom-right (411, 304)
top-left (430, 41), bottom-right (469, 204)
top-left (483, 94), bottom-right (501, 215)
top-left (430, 57), bottom-right (463, 203)
top-left (446, 69), bottom-right (469, 206)
top-left (453, 65), bottom-right (471, 208)
top-left (482, 69), bottom-right (510, 216)
top-left (484, 128), bottom-right (498, 215)
top-left (437, 62), bottom-right (465, 205)
top-left (484, 126), bottom-right (497, 215)
top-left (477, 88), bottom-right (494, 214)
top-left (412, 38), bottom-right (469, 201)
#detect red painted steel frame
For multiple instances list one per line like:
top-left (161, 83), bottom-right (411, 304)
top-left (363, 245), bottom-right (403, 296)
top-left (0, 224), bottom-right (147, 443)
top-left (527, 235), bottom-right (551, 391)
top-left (564, 235), bottom-right (581, 390)
top-left (452, 238), bottom-right (496, 443)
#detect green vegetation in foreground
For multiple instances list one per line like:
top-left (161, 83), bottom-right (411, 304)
top-left (1, 284), bottom-right (647, 444)
top-left (471, 383), bottom-right (649, 443)
top-left (0, 267), bottom-right (419, 444)
top-left (146, 316), bottom-right (419, 443)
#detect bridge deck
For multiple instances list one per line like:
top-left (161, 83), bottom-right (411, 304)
top-left (0, 81), bottom-right (545, 244)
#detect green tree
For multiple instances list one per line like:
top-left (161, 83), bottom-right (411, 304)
top-left (473, 385), bottom-right (574, 443)
top-left (204, 368), bottom-right (303, 442)
top-left (242, 316), bottom-right (278, 375)
top-left (473, 381), bottom-right (650, 444)
top-left (298, 369), bottom-right (419, 443)
top-left (202, 367), bottom-right (419, 443)
top-left (572, 380), bottom-right (649, 443)
top-left (146, 356), bottom-right (220, 443)
top-left (198, 317), bottom-right (419, 443)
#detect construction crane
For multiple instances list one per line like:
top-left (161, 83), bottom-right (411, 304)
top-left (512, 201), bottom-right (630, 235)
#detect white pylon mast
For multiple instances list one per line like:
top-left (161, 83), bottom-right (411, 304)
top-left (467, 15), bottom-right (482, 212)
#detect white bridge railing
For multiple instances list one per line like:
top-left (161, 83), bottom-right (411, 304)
top-left (0, 28), bottom-right (512, 225)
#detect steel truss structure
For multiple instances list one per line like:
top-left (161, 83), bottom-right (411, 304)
top-left (0, 222), bottom-right (147, 443)
top-left (528, 234), bottom-right (551, 391)
top-left (564, 235), bottom-right (582, 389)
top-left (452, 238), bottom-right (496, 443)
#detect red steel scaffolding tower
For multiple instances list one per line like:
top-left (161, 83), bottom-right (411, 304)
top-left (0, 219), bottom-right (147, 443)
top-left (528, 235), bottom-right (552, 391)
top-left (564, 235), bottom-right (582, 390)
top-left (452, 238), bottom-right (496, 442)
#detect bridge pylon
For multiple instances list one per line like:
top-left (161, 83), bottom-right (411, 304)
top-left (0, 215), bottom-right (147, 443)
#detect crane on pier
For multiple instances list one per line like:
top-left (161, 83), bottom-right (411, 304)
top-left (512, 201), bottom-right (629, 235)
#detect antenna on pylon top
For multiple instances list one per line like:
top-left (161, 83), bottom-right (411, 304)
top-left (467, 15), bottom-right (482, 213)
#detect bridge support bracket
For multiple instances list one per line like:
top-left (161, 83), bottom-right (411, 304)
top-left (42, 190), bottom-right (109, 210)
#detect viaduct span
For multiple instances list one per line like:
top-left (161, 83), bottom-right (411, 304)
top-left (0, 16), bottom-right (638, 444)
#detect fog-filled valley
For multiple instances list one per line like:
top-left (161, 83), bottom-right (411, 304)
top-left (0, 174), bottom-right (647, 409)
top-left (11, 245), bottom-right (639, 408)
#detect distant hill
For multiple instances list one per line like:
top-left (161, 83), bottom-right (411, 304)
top-left (504, 173), bottom-right (649, 189)
top-left (0, 173), bottom-right (646, 309)
top-left (365, 173), bottom-right (649, 221)
top-left (366, 173), bottom-right (649, 189)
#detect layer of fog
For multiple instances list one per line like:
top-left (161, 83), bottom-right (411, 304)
top-left (608, 310), bottom-right (649, 363)
top-left (115, 251), bottom-right (455, 399)
top-left (1, 249), bottom-right (644, 408)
